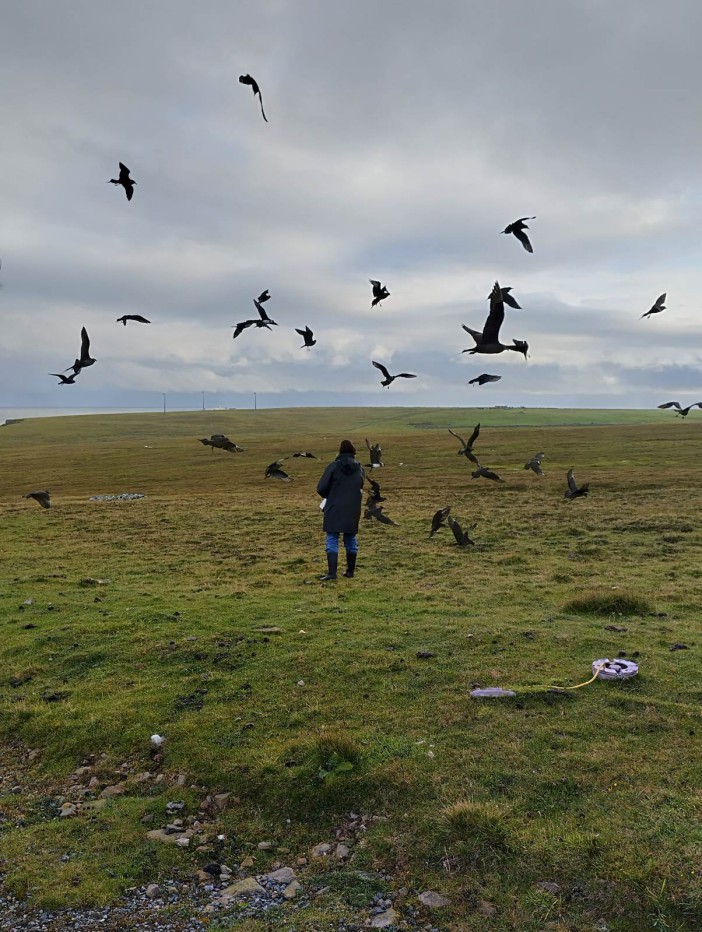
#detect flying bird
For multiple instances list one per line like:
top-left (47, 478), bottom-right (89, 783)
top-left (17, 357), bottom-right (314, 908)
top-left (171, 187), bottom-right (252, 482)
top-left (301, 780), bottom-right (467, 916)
top-left (468, 373), bottom-right (502, 386)
top-left (65, 327), bottom-right (96, 375)
top-left (524, 452), bottom-right (545, 476)
top-left (471, 463), bottom-right (505, 483)
top-left (254, 297), bottom-right (277, 326)
top-left (448, 425), bottom-right (480, 464)
top-left (256, 289), bottom-right (271, 304)
top-left (292, 451), bottom-right (318, 459)
top-left (370, 280), bottom-right (390, 308)
top-left (372, 360), bottom-right (417, 388)
top-left (492, 285), bottom-right (522, 309)
top-left (296, 326), bottom-right (316, 349)
top-left (24, 490), bottom-right (51, 509)
top-left (657, 401), bottom-right (702, 417)
top-left (564, 468), bottom-right (589, 500)
top-left (239, 74), bottom-right (268, 122)
top-left (429, 506), bottom-right (451, 537)
top-left (448, 515), bottom-right (476, 547)
top-left (365, 477), bottom-right (386, 504)
top-left (365, 438), bottom-right (383, 468)
top-left (462, 282), bottom-right (529, 358)
top-left (116, 315), bottom-right (151, 326)
top-left (265, 460), bottom-right (292, 481)
top-left (364, 503), bottom-right (398, 525)
top-left (501, 216), bottom-right (536, 253)
top-left (641, 294), bottom-right (666, 319)
top-left (49, 372), bottom-right (78, 385)
top-left (108, 162), bottom-right (136, 201)
top-left (199, 434), bottom-right (244, 453)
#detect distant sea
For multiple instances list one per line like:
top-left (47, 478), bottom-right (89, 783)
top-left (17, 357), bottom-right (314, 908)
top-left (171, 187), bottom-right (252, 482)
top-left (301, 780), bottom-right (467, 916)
top-left (0, 406), bottom-right (157, 424)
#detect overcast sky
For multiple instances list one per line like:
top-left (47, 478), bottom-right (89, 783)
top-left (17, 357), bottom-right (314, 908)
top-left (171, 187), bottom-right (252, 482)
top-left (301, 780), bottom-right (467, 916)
top-left (2, 0), bottom-right (702, 414)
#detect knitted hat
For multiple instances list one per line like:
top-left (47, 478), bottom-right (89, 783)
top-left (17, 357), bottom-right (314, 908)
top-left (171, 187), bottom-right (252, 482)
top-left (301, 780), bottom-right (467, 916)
top-left (339, 439), bottom-right (356, 456)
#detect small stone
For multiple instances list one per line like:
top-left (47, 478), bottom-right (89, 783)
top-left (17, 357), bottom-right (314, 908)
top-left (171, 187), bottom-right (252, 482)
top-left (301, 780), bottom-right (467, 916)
top-left (146, 829), bottom-right (182, 845)
top-left (296, 857), bottom-right (308, 866)
top-left (283, 880), bottom-right (301, 899)
top-left (88, 777), bottom-right (99, 788)
top-left (145, 883), bottom-right (161, 898)
top-left (221, 877), bottom-right (265, 897)
top-left (311, 842), bottom-right (332, 858)
top-left (334, 843), bottom-right (350, 860)
top-left (257, 840), bottom-right (273, 850)
top-left (60, 804), bottom-right (78, 818)
top-left (176, 836), bottom-right (190, 847)
top-left (418, 891), bottom-right (450, 908)
top-left (99, 784), bottom-right (126, 799)
top-left (240, 856), bottom-right (255, 868)
top-left (213, 792), bottom-right (231, 810)
top-left (537, 881), bottom-right (560, 895)
top-left (176, 774), bottom-right (186, 786)
top-left (140, 813), bottom-right (155, 824)
top-left (371, 907), bottom-right (398, 928)
top-left (266, 866), bottom-right (296, 884)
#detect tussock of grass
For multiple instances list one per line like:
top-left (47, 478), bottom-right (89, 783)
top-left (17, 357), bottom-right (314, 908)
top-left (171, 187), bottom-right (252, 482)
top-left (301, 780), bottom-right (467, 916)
top-left (437, 799), bottom-right (514, 864)
top-left (562, 591), bottom-right (651, 616)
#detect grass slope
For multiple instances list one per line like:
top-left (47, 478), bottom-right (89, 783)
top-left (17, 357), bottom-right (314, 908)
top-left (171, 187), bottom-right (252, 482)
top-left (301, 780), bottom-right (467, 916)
top-left (0, 408), bottom-right (701, 930)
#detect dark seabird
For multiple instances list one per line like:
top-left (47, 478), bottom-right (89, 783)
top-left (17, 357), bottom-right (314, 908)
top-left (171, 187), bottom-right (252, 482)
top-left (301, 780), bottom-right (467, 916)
top-left (471, 463), bottom-right (505, 483)
top-left (501, 216), bottom-right (536, 253)
top-left (468, 373), bottom-right (502, 386)
top-left (364, 503), bottom-right (398, 525)
top-left (564, 468), bottom-right (589, 500)
top-left (292, 451), bottom-right (318, 458)
top-left (50, 372), bottom-right (79, 385)
top-left (65, 327), bottom-right (96, 375)
top-left (116, 315), bottom-right (151, 325)
top-left (256, 289), bottom-right (271, 304)
top-left (492, 285), bottom-right (522, 309)
top-left (108, 162), bottom-right (136, 201)
top-left (372, 360), bottom-right (417, 388)
top-left (429, 506), bottom-right (451, 537)
top-left (239, 74), bottom-right (268, 122)
top-left (370, 280), bottom-right (390, 308)
top-left (524, 452), bottom-right (545, 476)
top-left (448, 425), bottom-right (480, 464)
top-left (296, 326), bottom-right (316, 349)
top-left (448, 515), bottom-right (476, 546)
top-left (657, 401), bottom-right (702, 417)
top-left (265, 460), bottom-right (292, 481)
top-left (462, 282), bottom-right (529, 358)
top-left (254, 297), bottom-right (277, 326)
top-left (365, 438), bottom-right (383, 468)
top-left (199, 434), bottom-right (244, 453)
top-left (365, 477), bottom-right (386, 503)
top-left (24, 490), bottom-right (51, 509)
top-left (641, 294), bottom-right (666, 319)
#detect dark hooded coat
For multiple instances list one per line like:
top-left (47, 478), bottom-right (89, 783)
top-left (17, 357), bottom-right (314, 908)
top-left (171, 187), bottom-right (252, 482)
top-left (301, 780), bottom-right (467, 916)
top-left (317, 454), bottom-right (365, 534)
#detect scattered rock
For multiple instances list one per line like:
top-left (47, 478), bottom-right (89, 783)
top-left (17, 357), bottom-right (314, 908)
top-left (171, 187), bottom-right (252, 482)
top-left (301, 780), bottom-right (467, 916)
top-left (311, 842), bottom-right (332, 858)
top-left (418, 890), bottom-right (450, 908)
top-left (371, 907), bottom-right (398, 928)
top-left (145, 883), bottom-right (160, 899)
top-left (99, 784), bottom-right (126, 799)
top-left (146, 829), bottom-right (183, 845)
top-left (213, 793), bottom-right (230, 810)
top-left (283, 879), bottom-right (301, 899)
top-left (537, 881), bottom-right (561, 895)
top-left (221, 877), bottom-right (265, 897)
top-left (265, 866), bottom-right (296, 884)
top-left (334, 843), bottom-right (350, 861)
top-left (59, 804), bottom-right (78, 818)
top-left (257, 840), bottom-right (273, 850)
top-left (240, 856), bottom-right (255, 868)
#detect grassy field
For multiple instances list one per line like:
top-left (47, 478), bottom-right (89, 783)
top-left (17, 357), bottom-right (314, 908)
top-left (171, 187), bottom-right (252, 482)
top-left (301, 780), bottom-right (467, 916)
top-left (0, 406), bottom-right (700, 931)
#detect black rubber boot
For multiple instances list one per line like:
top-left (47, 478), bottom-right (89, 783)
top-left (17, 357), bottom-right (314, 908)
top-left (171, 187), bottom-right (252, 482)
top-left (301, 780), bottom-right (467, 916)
top-left (343, 551), bottom-right (357, 578)
top-left (320, 550), bottom-right (338, 581)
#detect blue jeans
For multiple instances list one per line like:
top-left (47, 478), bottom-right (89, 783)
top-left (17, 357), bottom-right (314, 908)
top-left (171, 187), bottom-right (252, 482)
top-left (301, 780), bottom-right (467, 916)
top-left (325, 532), bottom-right (358, 554)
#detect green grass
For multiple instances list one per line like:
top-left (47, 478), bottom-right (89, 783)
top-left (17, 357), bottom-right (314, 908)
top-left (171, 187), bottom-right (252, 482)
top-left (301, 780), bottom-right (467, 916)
top-left (1, 407), bottom-right (701, 931)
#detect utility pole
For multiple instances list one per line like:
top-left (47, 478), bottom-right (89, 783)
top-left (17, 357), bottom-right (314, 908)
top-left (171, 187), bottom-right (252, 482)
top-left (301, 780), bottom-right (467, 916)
top-left (162, 393), bottom-right (166, 414)
top-left (201, 391), bottom-right (205, 411)
top-left (253, 392), bottom-right (257, 411)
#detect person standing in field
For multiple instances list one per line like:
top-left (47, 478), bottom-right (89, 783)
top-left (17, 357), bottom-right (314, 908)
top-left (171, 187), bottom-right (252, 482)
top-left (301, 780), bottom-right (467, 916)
top-left (316, 440), bottom-right (365, 580)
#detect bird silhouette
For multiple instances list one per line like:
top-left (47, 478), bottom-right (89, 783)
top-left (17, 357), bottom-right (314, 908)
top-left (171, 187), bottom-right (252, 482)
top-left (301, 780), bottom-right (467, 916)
top-left (49, 372), bottom-right (78, 385)
top-left (372, 360), bottom-right (417, 388)
top-left (471, 463), bottom-right (505, 483)
top-left (108, 162), bottom-right (136, 201)
top-left (524, 452), bottom-right (545, 476)
top-left (492, 285), bottom-right (522, 309)
top-left (501, 216), bottom-right (535, 252)
top-left (448, 515), bottom-right (476, 546)
top-left (256, 289), bottom-right (271, 304)
top-left (254, 297), bottom-right (277, 326)
top-left (65, 327), bottom-right (96, 375)
top-left (448, 425), bottom-right (480, 464)
top-left (462, 282), bottom-right (529, 358)
top-left (24, 490), bottom-right (51, 509)
top-left (429, 506), bottom-right (451, 537)
top-left (265, 460), bottom-right (292, 481)
top-left (370, 280), bottom-right (390, 308)
top-left (239, 74), bottom-right (268, 122)
top-left (364, 503), bottom-right (398, 525)
top-left (199, 434), bottom-right (244, 453)
top-left (365, 438), bottom-right (383, 468)
top-left (292, 451), bottom-right (318, 458)
top-left (116, 315), bottom-right (151, 325)
top-left (564, 468), bottom-right (589, 500)
top-left (296, 326), bottom-right (316, 349)
top-left (468, 373), bottom-right (502, 386)
top-left (641, 294), bottom-right (666, 319)
top-left (657, 401), bottom-right (702, 417)
top-left (365, 477), bottom-right (386, 504)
